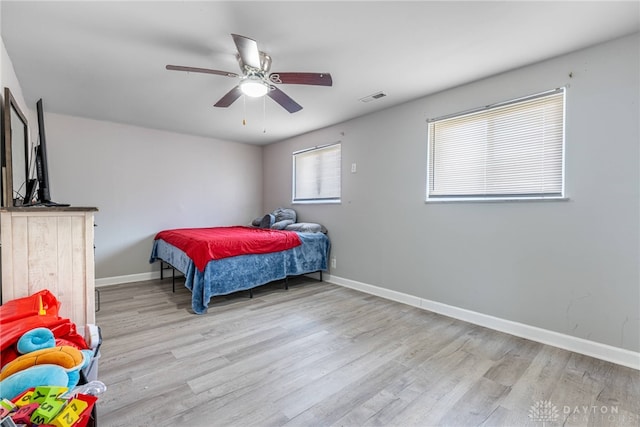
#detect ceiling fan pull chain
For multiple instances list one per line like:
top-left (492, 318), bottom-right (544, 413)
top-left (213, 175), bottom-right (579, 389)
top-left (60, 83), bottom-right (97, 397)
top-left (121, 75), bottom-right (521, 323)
top-left (242, 95), bottom-right (247, 126)
top-left (263, 95), bottom-right (267, 133)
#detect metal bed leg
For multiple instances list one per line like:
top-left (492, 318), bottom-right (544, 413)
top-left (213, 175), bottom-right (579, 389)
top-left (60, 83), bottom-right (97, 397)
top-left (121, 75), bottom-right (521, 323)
top-left (320, 271), bottom-right (323, 281)
top-left (249, 289), bottom-right (253, 298)
top-left (160, 260), bottom-right (181, 293)
top-left (285, 277), bottom-right (289, 290)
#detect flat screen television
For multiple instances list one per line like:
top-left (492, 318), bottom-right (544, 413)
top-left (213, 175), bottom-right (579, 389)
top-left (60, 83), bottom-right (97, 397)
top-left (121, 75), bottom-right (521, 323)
top-left (35, 98), bottom-right (68, 207)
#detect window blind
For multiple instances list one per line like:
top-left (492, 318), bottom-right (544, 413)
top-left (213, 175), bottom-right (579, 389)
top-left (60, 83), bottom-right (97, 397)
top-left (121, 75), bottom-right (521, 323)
top-left (293, 143), bottom-right (341, 202)
top-left (427, 89), bottom-right (565, 200)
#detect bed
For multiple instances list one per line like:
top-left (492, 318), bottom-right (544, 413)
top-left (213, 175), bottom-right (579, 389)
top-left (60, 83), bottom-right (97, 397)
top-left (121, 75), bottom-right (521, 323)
top-left (149, 225), bottom-right (330, 314)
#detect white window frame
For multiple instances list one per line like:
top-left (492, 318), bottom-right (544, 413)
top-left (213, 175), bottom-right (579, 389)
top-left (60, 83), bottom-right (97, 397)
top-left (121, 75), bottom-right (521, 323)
top-left (426, 88), bottom-right (566, 202)
top-left (292, 142), bottom-right (341, 204)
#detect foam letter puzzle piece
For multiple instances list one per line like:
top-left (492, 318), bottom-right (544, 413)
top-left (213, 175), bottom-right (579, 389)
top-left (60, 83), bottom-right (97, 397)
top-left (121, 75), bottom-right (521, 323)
top-left (10, 402), bottom-right (39, 424)
top-left (50, 398), bottom-right (88, 427)
top-left (0, 399), bottom-right (15, 412)
top-left (30, 386), bottom-right (67, 404)
top-left (12, 389), bottom-right (34, 408)
top-left (31, 397), bottom-right (65, 424)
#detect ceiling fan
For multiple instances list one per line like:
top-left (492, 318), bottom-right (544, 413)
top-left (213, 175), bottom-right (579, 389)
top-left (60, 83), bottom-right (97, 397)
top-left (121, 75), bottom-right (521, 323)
top-left (166, 34), bottom-right (332, 113)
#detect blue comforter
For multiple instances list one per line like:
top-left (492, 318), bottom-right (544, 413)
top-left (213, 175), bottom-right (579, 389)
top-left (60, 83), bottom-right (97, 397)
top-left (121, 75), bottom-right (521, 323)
top-left (150, 232), bottom-right (330, 314)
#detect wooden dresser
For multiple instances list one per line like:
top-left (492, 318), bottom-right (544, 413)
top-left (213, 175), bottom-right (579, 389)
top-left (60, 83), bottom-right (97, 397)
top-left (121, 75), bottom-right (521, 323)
top-left (1, 206), bottom-right (98, 328)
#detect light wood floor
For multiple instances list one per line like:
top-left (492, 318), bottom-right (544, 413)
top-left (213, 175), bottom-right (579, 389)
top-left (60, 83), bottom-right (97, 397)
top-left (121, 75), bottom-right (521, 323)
top-left (95, 278), bottom-right (639, 427)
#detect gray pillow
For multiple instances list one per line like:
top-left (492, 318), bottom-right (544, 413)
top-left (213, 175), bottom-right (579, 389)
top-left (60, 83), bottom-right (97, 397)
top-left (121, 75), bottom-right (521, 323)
top-left (271, 219), bottom-right (295, 230)
top-left (273, 208), bottom-right (297, 223)
top-left (285, 222), bottom-right (327, 233)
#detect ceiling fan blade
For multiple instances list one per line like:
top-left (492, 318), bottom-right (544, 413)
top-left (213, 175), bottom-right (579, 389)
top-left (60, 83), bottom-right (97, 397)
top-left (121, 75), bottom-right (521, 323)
top-left (214, 86), bottom-right (243, 108)
top-left (231, 34), bottom-right (261, 69)
top-left (267, 86), bottom-right (303, 113)
top-left (166, 65), bottom-right (238, 78)
top-left (269, 72), bottom-right (333, 86)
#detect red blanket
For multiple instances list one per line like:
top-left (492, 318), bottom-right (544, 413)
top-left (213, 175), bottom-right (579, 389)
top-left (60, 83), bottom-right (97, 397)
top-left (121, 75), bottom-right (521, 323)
top-left (155, 226), bottom-right (302, 272)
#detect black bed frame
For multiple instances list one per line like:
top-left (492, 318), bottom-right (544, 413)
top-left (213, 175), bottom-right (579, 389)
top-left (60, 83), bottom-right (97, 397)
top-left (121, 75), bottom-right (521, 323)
top-left (159, 260), bottom-right (323, 298)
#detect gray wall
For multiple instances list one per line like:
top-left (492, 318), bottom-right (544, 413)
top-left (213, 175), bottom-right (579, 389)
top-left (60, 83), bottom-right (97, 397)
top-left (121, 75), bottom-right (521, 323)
top-left (43, 113), bottom-right (263, 279)
top-left (263, 33), bottom-right (640, 352)
top-left (1, 38), bottom-right (32, 149)
top-left (1, 43), bottom-right (24, 110)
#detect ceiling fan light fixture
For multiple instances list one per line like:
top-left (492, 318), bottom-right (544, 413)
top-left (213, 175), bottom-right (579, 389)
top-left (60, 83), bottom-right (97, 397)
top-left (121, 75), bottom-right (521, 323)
top-left (240, 76), bottom-right (269, 98)
top-left (168, 34), bottom-right (331, 113)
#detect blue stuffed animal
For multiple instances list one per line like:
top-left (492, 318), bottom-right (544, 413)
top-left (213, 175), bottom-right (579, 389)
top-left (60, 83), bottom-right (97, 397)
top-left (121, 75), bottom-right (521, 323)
top-left (0, 327), bottom-right (92, 400)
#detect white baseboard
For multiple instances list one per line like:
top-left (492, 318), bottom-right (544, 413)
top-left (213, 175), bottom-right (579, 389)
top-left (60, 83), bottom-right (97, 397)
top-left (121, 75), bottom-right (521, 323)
top-left (325, 274), bottom-right (640, 371)
top-left (96, 272), bottom-right (160, 287)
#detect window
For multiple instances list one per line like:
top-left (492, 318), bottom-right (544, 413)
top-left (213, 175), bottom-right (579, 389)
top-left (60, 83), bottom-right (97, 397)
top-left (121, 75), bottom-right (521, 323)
top-left (293, 143), bottom-right (341, 203)
top-left (427, 88), bottom-right (565, 201)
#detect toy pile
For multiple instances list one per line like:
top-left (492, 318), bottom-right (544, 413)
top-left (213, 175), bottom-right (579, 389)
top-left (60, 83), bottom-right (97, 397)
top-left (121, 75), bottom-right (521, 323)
top-left (0, 382), bottom-right (104, 427)
top-left (0, 290), bottom-right (105, 427)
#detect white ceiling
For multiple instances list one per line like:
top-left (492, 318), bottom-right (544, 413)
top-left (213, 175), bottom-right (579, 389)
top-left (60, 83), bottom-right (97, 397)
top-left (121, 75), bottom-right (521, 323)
top-left (2, 1), bottom-right (639, 145)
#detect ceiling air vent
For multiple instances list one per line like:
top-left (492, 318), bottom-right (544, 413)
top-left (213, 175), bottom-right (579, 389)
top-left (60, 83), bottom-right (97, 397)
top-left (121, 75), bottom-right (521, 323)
top-left (359, 91), bottom-right (387, 103)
